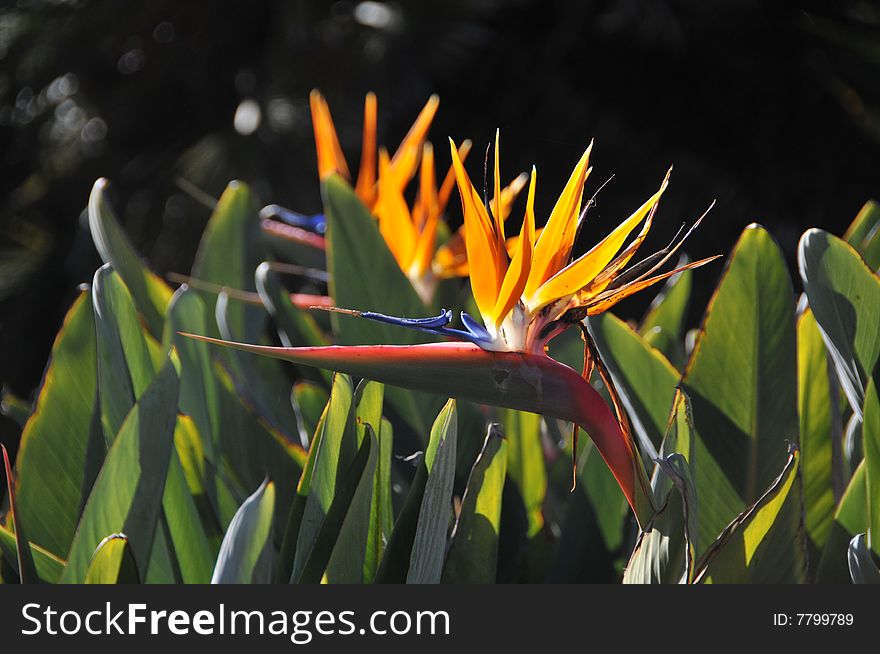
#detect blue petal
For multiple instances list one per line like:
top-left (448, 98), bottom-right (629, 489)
top-left (260, 204), bottom-right (327, 234)
top-left (361, 309), bottom-right (453, 329)
top-left (352, 308), bottom-right (493, 345)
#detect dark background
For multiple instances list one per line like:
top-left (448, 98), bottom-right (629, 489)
top-left (1, 0), bottom-right (878, 433)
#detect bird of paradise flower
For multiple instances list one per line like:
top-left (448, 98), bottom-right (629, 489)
top-left (262, 91), bottom-right (527, 302)
top-left (186, 132), bottom-right (720, 529)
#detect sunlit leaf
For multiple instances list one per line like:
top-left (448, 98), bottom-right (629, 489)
top-left (443, 426), bottom-right (508, 583)
top-left (61, 358), bottom-right (180, 583)
top-left (84, 534), bottom-right (139, 584)
top-left (407, 400), bottom-right (457, 584)
top-left (211, 479), bottom-right (275, 584)
top-left (799, 228), bottom-right (880, 418)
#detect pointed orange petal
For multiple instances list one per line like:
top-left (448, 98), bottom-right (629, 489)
top-left (410, 144), bottom-right (441, 276)
top-left (375, 149), bottom-right (417, 269)
top-left (527, 173), bottom-right (668, 313)
top-left (495, 172), bottom-right (529, 224)
top-left (449, 138), bottom-right (503, 321)
top-left (354, 92), bottom-right (377, 205)
top-left (492, 167), bottom-right (536, 326)
top-left (493, 129), bottom-right (504, 242)
top-left (524, 143), bottom-right (593, 299)
top-left (309, 90), bottom-right (350, 180)
top-left (389, 94), bottom-right (439, 183)
top-left (439, 139), bottom-right (472, 212)
top-left (584, 255), bottom-right (721, 315)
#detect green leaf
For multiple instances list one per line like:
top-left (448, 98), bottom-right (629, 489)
top-left (88, 179), bottom-right (173, 338)
top-left (500, 409), bottom-right (546, 538)
top-left (2, 444), bottom-right (37, 583)
top-left (93, 265), bottom-right (157, 442)
top-left (844, 200), bottom-right (880, 271)
top-left (443, 426), bottom-right (508, 583)
top-left (679, 225), bottom-right (805, 581)
top-left (864, 377), bottom-right (880, 558)
top-left (161, 447), bottom-right (215, 584)
top-left (799, 228), bottom-right (880, 418)
top-left (847, 533), bottom-right (880, 584)
top-left (291, 374), bottom-right (353, 581)
top-left (190, 180), bottom-right (264, 341)
top-left (322, 174), bottom-right (440, 434)
top-left (797, 308), bottom-right (839, 551)
top-left (639, 264), bottom-right (692, 367)
top-left (623, 453), bottom-right (697, 584)
top-left (84, 534), bottom-right (140, 584)
top-left (14, 289), bottom-right (102, 558)
top-left (326, 380), bottom-right (384, 583)
top-left (693, 443), bottom-right (800, 583)
top-left (164, 287), bottom-right (220, 461)
top-left (0, 526), bottom-right (65, 583)
top-left (60, 359), bottom-right (180, 583)
top-left (297, 430), bottom-right (376, 583)
top-left (816, 461), bottom-right (867, 583)
top-left (211, 479), bottom-right (276, 584)
top-left (407, 400), bottom-right (458, 584)
top-left (797, 307), bottom-right (844, 552)
top-left (590, 312), bottom-right (680, 456)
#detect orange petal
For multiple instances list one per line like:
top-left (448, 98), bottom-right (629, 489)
top-left (354, 92), bottom-right (378, 205)
top-left (524, 143), bottom-right (593, 299)
top-left (309, 90), bottom-right (350, 180)
top-left (411, 144), bottom-right (441, 276)
top-left (527, 173), bottom-right (668, 313)
top-left (439, 140), bottom-right (472, 212)
top-left (449, 138), bottom-right (503, 320)
top-left (375, 149), bottom-right (417, 269)
top-left (492, 167), bottom-right (536, 326)
top-left (389, 95), bottom-right (439, 183)
top-left (584, 255), bottom-right (721, 315)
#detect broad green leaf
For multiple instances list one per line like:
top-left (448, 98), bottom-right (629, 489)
top-left (325, 427), bottom-right (380, 583)
top-left (797, 308), bottom-right (838, 551)
top-left (297, 431), bottom-right (376, 583)
top-left (14, 289), bottom-right (102, 558)
top-left (443, 427), bottom-right (508, 583)
top-left (0, 526), bottom-right (65, 583)
top-left (88, 178), bottom-right (172, 337)
top-left (799, 228), bottom-right (880, 418)
top-left (61, 359), bottom-right (180, 583)
top-left (407, 400), bottom-right (458, 584)
top-left (500, 409), bottom-right (546, 537)
top-left (864, 377), bottom-right (880, 558)
top-left (326, 380), bottom-right (384, 583)
top-left (694, 444), bottom-right (801, 583)
top-left (680, 225), bottom-right (805, 581)
top-left (322, 174), bottom-right (440, 434)
top-left (84, 534), bottom-right (139, 584)
top-left (640, 264), bottom-right (692, 367)
top-left (847, 533), bottom-right (880, 584)
top-left (816, 461), bottom-right (867, 583)
top-left (291, 374), bottom-right (353, 581)
top-left (623, 453), bottom-right (697, 584)
top-left (2, 444), bottom-right (36, 583)
top-left (590, 312), bottom-right (680, 457)
top-left (93, 265), bottom-right (157, 442)
top-left (190, 180), bottom-right (264, 340)
top-left (211, 479), bottom-right (275, 584)
top-left (164, 287), bottom-right (220, 461)
top-left (161, 447), bottom-right (215, 584)
top-left (844, 200), bottom-right (880, 271)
